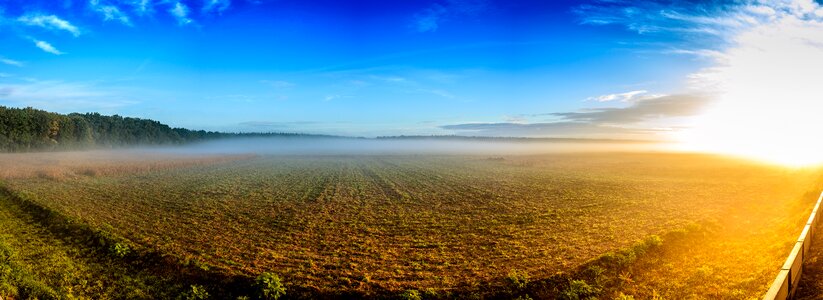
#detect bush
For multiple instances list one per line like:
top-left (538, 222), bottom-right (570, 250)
top-left (644, 235), bottom-right (663, 248)
top-left (559, 279), bottom-right (599, 300)
top-left (422, 288), bottom-right (438, 298)
top-left (506, 269), bottom-right (530, 290)
top-left (180, 284), bottom-right (210, 300)
top-left (584, 265), bottom-right (606, 284)
top-left (400, 289), bottom-right (422, 300)
top-left (256, 272), bottom-right (286, 300)
top-left (112, 242), bottom-right (130, 258)
top-left (614, 292), bottom-right (635, 300)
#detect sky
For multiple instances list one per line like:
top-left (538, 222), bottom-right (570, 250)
top-left (1, 0), bottom-right (823, 151)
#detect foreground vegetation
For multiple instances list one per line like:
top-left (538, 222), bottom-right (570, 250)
top-left (0, 152), bottom-right (820, 298)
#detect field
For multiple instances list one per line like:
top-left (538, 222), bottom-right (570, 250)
top-left (0, 151), bottom-right (821, 299)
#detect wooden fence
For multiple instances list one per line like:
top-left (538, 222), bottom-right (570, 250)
top-left (763, 191), bottom-right (823, 299)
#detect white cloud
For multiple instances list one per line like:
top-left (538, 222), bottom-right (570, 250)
top-left (746, 5), bottom-right (777, 16)
top-left (0, 80), bottom-right (138, 112)
top-left (33, 40), bottom-right (64, 55)
top-left (169, 1), bottom-right (193, 25)
top-left (203, 0), bottom-right (231, 13)
top-left (665, 48), bottom-right (727, 60)
top-left (0, 58), bottom-right (23, 67)
top-left (586, 90), bottom-right (651, 102)
top-left (18, 14), bottom-right (81, 37)
top-left (89, 0), bottom-right (132, 26)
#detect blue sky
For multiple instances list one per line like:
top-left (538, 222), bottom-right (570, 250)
top-left (0, 0), bottom-right (816, 138)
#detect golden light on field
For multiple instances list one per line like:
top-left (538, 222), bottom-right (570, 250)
top-left (675, 14), bottom-right (823, 166)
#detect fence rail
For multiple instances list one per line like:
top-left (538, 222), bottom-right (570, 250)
top-left (763, 191), bottom-right (823, 300)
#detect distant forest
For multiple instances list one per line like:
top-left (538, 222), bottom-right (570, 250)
top-left (0, 106), bottom-right (312, 152)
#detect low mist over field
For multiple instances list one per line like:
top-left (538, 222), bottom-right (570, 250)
top-left (149, 136), bottom-right (666, 156)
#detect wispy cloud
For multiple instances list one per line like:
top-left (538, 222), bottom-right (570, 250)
top-left (442, 94), bottom-right (710, 138)
top-left (169, 1), bottom-right (194, 25)
top-left (371, 75), bottom-right (408, 83)
top-left (421, 88), bottom-right (456, 99)
top-left (90, 0), bottom-right (132, 26)
top-left (18, 14), bottom-right (81, 37)
top-left (260, 80), bottom-right (295, 89)
top-left (441, 121), bottom-right (649, 138)
top-left (411, 0), bottom-right (490, 33)
top-left (238, 121), bottom-right (317, 128)
top-left (123, 0), bottom-right (154, 16)
top-left (33, 40), bottom-right (64, 55)
top-left (0, 57), bottom-right (23, 67)
top-left (555, 94), bottom-right (710, 124)
top-left (203, 0), bottom-right (231, 14)
top-left (412, 3), bottom-right (447, 32)
top-left (0, 79), bottom-right (138, 112)
top-left (573, 1), bottom-right (822, 47)
top-left (586, 90), bottom-right (650, 102)
top-left (664, 48), bottom-right (727, 60)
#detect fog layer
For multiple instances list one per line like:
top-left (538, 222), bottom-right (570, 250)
top-left (143, 137), bottom-right (666, 156)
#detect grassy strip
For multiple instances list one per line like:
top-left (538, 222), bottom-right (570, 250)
top-left (0, 235), bottom-right (61, 299)
top-left (0, 184), bottom-right (290, 300)
top-left (389, 224), bottom-right (708, 300)
top-left (484, 223), bottom-right (709, 300)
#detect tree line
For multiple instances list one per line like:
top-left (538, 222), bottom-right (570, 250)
top-left (0, 106), bottom-right (312, 152)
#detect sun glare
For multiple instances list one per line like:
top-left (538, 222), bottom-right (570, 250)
top-left (675, 15), bottom-right (823, 167)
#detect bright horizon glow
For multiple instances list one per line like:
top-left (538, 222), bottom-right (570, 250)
top-left (675, 5), bottom-right (823, 167)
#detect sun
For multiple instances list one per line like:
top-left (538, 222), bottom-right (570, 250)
top-left (675, 100), bottom-right (823, 167)
top-left (672, 14), bottom-right (823, 167)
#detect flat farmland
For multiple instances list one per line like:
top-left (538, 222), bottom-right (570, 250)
top-left (1, 152), bottom-right (820, 299)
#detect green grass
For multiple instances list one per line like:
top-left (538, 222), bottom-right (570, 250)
top-left (0, 152), bottom-right (820, 298)
top-left (0, 190), bottom-right (179, 299)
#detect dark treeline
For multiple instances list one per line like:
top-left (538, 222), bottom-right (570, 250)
top-left (0, 106), bottom-right (315, 152)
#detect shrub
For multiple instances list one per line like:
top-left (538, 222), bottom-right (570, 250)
top-left (585, 265), bottom-right (606, 284)
top-left (112, 242), bottom-right (130, 258)
top-left (559, 279), bottom-right (599, 300)
top-left (256, 272), bottom-right (286, 300)
top-left (614, 292), bottom-right (635, 300)
top-left (644, 235), bottom-right (663, 248)
top-left (399, 289), bottom-right (421, 300)
top-left (422, 288), bottom-right (437, 298)
top-left (506, 269), bottom-right (530, 290)
top-left (180, 284), bottom-right (210, 300)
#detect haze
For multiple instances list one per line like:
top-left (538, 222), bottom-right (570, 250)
top-left (143, 137), bottom-right (665, 156)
